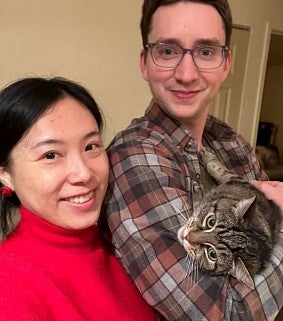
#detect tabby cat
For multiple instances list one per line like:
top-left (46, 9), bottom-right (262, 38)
top-left (178, 148), bottom-right (282, 288)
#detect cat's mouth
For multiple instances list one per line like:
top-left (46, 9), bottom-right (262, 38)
top-left (178, 226), bottom-right (196, 258)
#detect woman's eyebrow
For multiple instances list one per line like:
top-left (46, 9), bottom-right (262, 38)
top-left (31, 131), bottom-right (101, 150)
top-left (31, 139), bottom-right (64, 150)
top-left (83, 130), bottom-right (101, 141)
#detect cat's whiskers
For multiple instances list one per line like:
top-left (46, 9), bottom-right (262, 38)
top-left (183, 257), bottom-right (200, 292)
top-left (184, 254), bottom-right (191, 276)
top-left (170, 203), bottom-right (189, 223)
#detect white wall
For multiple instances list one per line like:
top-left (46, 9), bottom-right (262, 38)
top-left (1, 0), bottom-right (283, 146)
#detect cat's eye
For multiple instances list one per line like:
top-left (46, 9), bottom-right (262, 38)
top-left (205, 246), bottom-right (217, 262)
top-left (204, 214), bottom-right (216, 229)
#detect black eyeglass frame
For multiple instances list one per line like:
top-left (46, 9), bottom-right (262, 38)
top-left (145, 42), bottom-right (230, 70)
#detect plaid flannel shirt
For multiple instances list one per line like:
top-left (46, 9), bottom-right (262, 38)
top-left (105, 101), bottom-right (283, 321)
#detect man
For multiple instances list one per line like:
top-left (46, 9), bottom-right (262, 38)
top-left (104, 1), bottom-right (283, 320)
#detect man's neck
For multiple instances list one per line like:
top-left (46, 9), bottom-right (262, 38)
top-left (182, 111), bottom-right (208, 151)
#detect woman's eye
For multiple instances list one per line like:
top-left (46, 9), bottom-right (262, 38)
top-left (204, 214), bottom-right (216, 229)
top-left (85, 143), bottom-right (98, 151)
top-left (206, 246), bottom-right (217, 262)
top-left (43, 152), bottom-right (59, 160)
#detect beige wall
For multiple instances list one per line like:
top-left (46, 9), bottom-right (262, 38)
top-left (229, 0), bottom-right (283, 145)
top-left (1, 0), bottom-right (283, 146)
top-left (0, 0), bottom-right (150, 145)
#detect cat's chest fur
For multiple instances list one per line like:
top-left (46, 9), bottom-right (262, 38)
top-left (177, 149), bottom-right (282, 288)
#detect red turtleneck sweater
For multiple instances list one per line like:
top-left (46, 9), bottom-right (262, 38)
top-left (0, 206), bottom-right (157, 321)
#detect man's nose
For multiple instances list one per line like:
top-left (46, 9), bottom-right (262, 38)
top-left (174, 52), bottom-right (199, 83)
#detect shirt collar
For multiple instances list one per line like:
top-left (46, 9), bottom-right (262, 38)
top-left (144, 100), bottom-right (193, 151)
top-left (144, 100), bottom-right (235, 151)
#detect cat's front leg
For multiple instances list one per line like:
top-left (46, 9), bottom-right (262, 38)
top-left (199, 148), bottom-right (239, 183)
top-left (199, 148), bottom-right (221, 167)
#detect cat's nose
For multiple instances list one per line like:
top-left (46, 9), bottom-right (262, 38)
top-left (187, 231), bottom-right (215, 245)
top-left (177, 226), bottom-right (187, 244)
top-left (185, 232), bottom-right (194, 244)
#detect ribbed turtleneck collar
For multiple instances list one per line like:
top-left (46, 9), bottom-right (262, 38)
top-left (18, 205), bottom-right (99, 249)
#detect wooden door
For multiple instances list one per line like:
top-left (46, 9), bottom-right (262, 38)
top-left (211, 26), bottom-right (250, 131)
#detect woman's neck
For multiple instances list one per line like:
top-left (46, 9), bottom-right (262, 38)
top-left (19, 205), bottom-right (99, 248)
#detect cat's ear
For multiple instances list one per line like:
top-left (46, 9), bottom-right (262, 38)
top-left (235, 196), bottom-right (256, 221)
top-left (232, 257), bottom-right (255, 289)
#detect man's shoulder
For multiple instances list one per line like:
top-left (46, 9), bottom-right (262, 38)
top-left (107, 115), bottom-right (169, 151)
top-left (206, 115), bottom-right (253, 151)
top-left (206, 114), bottom-right (238, 139)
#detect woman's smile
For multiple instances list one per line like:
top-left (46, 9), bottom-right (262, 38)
top-left (63, 191), bottom-right (94, 204)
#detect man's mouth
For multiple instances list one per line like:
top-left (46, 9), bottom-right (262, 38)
top-left (171, 89), bottom-right (200, 98)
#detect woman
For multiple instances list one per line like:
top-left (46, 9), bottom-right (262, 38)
top-left (0, 77), bottom-right (157, 321)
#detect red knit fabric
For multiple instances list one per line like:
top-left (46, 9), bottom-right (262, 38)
top-left (0, 206), bottom-right (157, 321)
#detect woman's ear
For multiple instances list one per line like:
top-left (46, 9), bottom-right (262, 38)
top-left (0, 167), bottom-right (14, 190)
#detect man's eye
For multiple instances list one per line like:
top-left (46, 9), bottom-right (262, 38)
top-left (198, 47), bottom-right (215, 57)
top-left (162, 48), bottom-right (174, 55)
top-left (157, 46), bottom-right (180, 57)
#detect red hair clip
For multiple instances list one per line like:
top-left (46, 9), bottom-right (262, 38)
top-left (0, 186), bottom-right (13, 197)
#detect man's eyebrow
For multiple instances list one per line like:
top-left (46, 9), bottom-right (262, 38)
top-left (154, 37), bottom-right (223, 47)
top-left (155, 38), bottom-right (182, 45)
top-left (194, 38), bottom-right (222, 46)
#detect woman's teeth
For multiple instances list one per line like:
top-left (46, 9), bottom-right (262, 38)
top-left (66, 191), bottom-right (94, 204)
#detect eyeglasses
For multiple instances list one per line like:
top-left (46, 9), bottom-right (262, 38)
top-left (145, 42), bottom-right (229, 70)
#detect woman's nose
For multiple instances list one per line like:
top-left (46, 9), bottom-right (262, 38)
top-left (66, 156), bottom-right (92, 184)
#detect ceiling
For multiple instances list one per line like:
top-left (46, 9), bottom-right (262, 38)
top-left (267, 33), bottom-right (283, 66)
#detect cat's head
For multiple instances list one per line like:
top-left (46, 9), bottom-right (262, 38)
top-left (178, 195), bottom-right (264, 288)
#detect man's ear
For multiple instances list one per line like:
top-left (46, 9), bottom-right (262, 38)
top-left (221, 50), bottom-right (232, 81)
top-left (140, 49), bottom-right (149, 81)
top-left (0, 166), bottom-right (14, 190)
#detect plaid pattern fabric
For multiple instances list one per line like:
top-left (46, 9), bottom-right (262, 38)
top-left (105, 101), bottom-right (283, 321)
